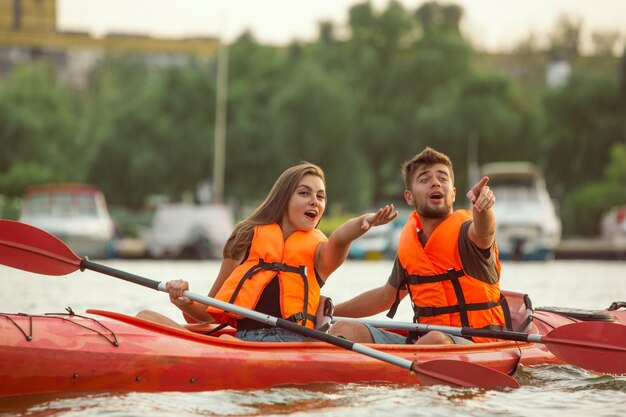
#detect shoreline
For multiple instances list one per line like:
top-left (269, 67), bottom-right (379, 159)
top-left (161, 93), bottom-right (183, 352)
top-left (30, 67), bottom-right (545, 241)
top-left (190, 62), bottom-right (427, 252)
top-left (555, 238), bottom-right (626, 260)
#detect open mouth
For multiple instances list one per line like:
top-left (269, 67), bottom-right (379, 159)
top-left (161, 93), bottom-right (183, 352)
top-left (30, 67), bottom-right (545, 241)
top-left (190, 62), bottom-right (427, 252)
top-left (305, 210), bottom-right (318, 220)
top-left (429, 192), bottom-right (443, 202)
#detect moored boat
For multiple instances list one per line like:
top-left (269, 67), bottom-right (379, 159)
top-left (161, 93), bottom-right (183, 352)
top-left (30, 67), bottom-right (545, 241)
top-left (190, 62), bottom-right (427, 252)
top-left (18, 184), bottom-right (116, 259)
top-left (1, 293), bottom-right (624, 398)
top-left (481, 162), bottom-right (562, 261)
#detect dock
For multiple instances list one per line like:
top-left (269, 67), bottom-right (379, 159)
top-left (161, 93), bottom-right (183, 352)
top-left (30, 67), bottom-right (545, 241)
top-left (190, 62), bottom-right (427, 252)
top-left (555, 238), bottom-right (626, 260)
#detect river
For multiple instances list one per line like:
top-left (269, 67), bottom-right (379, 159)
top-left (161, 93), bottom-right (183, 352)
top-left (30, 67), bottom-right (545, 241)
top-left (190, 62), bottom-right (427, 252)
top-left (1, 259), bottom-right (626, 416)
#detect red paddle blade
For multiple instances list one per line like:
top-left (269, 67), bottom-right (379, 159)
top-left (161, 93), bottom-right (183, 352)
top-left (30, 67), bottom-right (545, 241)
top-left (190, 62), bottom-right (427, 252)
top-left (0, 220), bottom-right (81, 276)
top-left (412, 359), bottom-right (520, 389)
top-left (543, 321), bottom-right (626, 375)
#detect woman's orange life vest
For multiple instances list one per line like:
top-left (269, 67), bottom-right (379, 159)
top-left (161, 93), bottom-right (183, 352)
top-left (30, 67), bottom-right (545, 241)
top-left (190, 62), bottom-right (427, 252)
top-left (207, 223), bottom-right (327, 329)
top-left (393, 210), bottom-right (505, 343)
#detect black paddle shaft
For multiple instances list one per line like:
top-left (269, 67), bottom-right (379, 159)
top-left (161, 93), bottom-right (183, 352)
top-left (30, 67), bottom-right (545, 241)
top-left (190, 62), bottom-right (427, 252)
top-left (81, 259), bottom-right (161, 291)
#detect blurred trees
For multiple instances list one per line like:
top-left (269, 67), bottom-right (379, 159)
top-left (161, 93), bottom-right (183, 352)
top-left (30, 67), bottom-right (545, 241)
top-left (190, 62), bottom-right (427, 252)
top-left (563, 143), bottom-right (626, 236)
top-left (84, 60), bottom-right (216, 208)
top-left (0, 62), bottom-right (79, 195)
top-left (0, 1), bottom-right (624, 236)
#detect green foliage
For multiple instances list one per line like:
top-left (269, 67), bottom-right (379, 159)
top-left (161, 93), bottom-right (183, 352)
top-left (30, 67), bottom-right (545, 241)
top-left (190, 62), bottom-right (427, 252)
top-left (108, 205), bottom-right (153, 238)
top-left (222, 33), bottom-right (291, 201)
top-left (542, 71), bottom-right (624, 200)
top-left (559, 142), bottom-right (626, 236)
top-left (1, 1), bottom-right (624, 238)
top-left (0, 163), bottom-right (60, 197)
top-left (318, 213), bottom-right (357, 236)
top-left (269, 59), bottom-right (369, 209)
top-left (562, 182), bottom-right (626, 236)
top-left (0, 62), bottom-right (80, 196)
top-left (84, 60), bottom-right (216, 207)
top-left (605, 142), bottom-right (626, 183)
top-left (0, 195), bottom-right (22, 220)
top-left (621, 45), bottom-right (626, 99)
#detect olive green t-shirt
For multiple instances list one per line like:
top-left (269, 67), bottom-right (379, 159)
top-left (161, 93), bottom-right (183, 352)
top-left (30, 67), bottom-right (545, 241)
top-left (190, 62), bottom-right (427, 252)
top-left (387, 220), bottom-right (499, 288)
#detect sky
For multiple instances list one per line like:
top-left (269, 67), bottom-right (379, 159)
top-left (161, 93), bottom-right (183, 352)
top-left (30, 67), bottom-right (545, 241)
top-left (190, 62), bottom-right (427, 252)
top-left (57, 0), bottom-right (626, 54)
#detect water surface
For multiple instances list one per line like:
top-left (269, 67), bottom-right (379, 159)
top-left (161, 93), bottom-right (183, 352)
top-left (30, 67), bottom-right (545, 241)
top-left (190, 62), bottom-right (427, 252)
top-left (2, 260), bottom-right (625, 416)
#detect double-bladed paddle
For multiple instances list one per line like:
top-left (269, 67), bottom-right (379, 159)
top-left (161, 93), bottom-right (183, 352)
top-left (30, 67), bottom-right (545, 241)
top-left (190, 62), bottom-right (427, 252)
top-left (333, 316), bottom-right (626, 375)
top-left (0, 220), bottom-right (519, 389)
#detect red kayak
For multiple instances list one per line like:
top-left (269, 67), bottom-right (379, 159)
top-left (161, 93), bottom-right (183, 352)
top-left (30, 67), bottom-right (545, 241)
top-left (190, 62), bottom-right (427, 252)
top-left (1, 220), bottom-right (625, 396)
top-left (1, 291), bottom-right (624, 398)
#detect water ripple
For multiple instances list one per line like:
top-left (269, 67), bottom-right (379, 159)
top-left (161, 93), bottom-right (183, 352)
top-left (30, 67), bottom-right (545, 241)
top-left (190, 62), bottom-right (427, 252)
top-left (3, 365), bottom-right (626, 417)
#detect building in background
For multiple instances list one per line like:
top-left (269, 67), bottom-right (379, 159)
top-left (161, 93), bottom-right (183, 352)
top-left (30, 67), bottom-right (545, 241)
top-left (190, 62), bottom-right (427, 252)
top-left (0, 0), bottom-right (219, 86)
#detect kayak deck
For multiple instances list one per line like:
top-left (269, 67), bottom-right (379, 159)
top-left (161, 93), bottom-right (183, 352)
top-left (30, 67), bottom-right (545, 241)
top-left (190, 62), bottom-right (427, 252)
top-left (0, 309), bottom-right (543, 397)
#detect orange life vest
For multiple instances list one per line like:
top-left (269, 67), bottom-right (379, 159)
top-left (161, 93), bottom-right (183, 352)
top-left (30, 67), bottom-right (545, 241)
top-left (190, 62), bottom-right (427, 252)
top-left (392, 210), bottom-right (505, 343)
top-left (207, 223), bottom-right (327, 329)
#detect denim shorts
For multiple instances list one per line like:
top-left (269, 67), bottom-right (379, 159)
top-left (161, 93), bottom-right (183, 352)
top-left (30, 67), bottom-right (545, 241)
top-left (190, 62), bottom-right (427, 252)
top-left (364, 324), bottom-right (473, 345)
top-left (236, 327), bottom-right (309, 342)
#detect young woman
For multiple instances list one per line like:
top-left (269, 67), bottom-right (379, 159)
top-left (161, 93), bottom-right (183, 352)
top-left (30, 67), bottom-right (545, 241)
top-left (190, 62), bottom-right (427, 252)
top-left (138, 162), bottom-right (397, 342)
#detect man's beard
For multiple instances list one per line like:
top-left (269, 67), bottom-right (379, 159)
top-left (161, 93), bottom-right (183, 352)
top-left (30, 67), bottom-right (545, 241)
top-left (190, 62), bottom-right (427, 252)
top-left (415, 199), bottom-right (451, 219)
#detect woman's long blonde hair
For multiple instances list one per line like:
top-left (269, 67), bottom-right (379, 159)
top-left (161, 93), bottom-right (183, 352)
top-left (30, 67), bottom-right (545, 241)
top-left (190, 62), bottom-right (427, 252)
top-left (222, 162), bottom-right (326, 259)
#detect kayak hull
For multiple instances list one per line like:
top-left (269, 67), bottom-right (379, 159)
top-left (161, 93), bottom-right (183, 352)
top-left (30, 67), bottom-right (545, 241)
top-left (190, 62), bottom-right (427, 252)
top-left (1, 310), bottom-right (531, 396)
top-left (1, 303), bottom-right (624, 397)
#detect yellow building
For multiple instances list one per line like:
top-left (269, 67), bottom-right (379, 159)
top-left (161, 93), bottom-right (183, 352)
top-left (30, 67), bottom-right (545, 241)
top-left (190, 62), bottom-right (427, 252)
top-left (0, 0), bottom-right (219, 83)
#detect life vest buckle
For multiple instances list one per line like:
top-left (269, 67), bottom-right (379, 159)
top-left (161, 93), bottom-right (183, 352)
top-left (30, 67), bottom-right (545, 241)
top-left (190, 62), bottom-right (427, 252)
top-left (268, 262), bottom-right (286, 271)
top-left (288, 312), bottom-right (305, 323)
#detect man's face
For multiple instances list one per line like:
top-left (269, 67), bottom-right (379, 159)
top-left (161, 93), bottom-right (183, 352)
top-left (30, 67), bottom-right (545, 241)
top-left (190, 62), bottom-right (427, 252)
top-left (404, 163), bottom-right (456, 219)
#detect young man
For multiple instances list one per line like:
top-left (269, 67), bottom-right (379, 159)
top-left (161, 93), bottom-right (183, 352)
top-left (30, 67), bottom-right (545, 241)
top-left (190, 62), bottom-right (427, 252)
top-left (329, 147), bottom-right (507, 344)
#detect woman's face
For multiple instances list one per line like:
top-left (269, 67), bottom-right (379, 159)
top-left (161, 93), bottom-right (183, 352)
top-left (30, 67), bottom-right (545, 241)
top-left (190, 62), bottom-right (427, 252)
top-left (282, 174), bottom-right (326, 234)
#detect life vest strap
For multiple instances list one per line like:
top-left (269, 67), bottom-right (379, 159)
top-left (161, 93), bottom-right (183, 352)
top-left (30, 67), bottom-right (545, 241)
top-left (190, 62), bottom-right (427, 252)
top-left (386, 269), bottom-right (466, 319)
top-left (447, 268), bottom-right (470, 327)
top-left (203, 322), bottom-right (229, 336)
top-left (258, 259), bottom-right (306, 275)
top-left (405, 268), bottom-right (465, 285)
top-left (227, 262), bottom-right (267, 304)
top-left (226, 259), bottom-right (306, 306)
top-left (257, 259), bottom-right (312, 327)
top-left (386, 287), bottom-right (403, 319)
top-left (285, 312), bottom-right (317, 327)
top-left (413, 300), bottom-right (502, 318)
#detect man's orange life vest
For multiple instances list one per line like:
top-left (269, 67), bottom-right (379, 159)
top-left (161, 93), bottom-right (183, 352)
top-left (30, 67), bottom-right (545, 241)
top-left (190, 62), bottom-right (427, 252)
top-left (392, 210), bottom-right (505, 343)
top-left (207, 223), bottom-right (327, 329)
